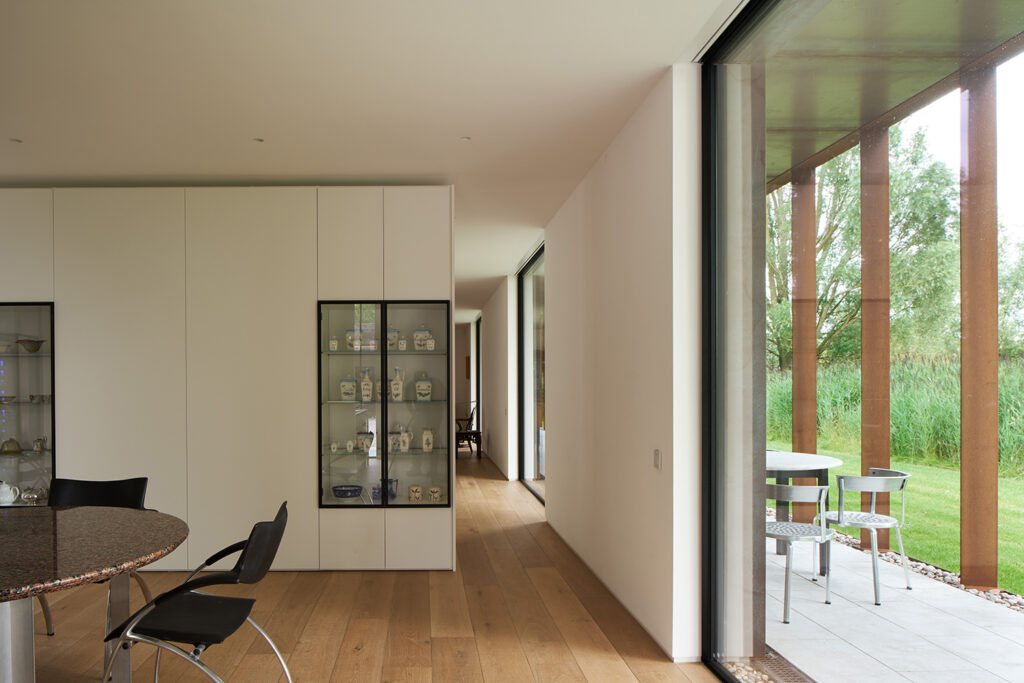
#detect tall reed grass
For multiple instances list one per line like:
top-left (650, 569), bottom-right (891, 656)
top-left (766, 357), bottom-right (1024, 475)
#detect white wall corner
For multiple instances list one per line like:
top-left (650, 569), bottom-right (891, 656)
top-left (670, 62), bottom-right (704, 660)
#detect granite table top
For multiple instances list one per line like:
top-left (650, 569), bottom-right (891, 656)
top-left (0, 506), bottom-right (188, 602)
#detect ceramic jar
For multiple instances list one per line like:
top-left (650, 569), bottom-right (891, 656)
top-left (415, 372), bottom-right (432, 402)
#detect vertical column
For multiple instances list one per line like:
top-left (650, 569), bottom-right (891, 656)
top-left (861, 126), bottom-right (892, 551)
top-left (960, 65), bottom-right (999, 590)
top-left (791, 167), bottom-right (817, 521)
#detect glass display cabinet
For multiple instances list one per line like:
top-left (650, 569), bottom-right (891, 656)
top-left (319, 301), bottom-right (450, 507)
top-left (0, 303), bottom-right (54, 504)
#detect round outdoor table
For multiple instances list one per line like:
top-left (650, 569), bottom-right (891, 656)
top-left (0, 505), bottom-right (188, 683)
top-left (766, 451), bottom-right (843, 572)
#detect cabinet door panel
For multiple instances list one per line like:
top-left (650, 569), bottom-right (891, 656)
top-left (186, 187), bottom-right (317, 569)
top-left (0, 189), bottom-right (53, 301)
top-left (53, 188), bottom-right (187, 569)
top-left (319, 508), bottom-right (385, 569)
top-left (383, 187), bottom-right (451, 300)
top-left (385, 507), bottom-right (453, 569)
top-left (318, 187), bottom-right (384, 300)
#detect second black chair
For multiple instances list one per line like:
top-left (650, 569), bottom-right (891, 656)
top-left (39, 477), bottom-right (152, 636)
top-left (103, 502), bottom-right (291, 682)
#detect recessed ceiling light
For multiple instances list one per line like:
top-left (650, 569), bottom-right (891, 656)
top-left (9, 138), bottom-right (22, 143)
top-left (252, 137), bottom-right (265, 143)
top-left (458, 136), bottom-right (472, 143)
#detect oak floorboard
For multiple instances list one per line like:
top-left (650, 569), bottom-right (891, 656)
top-left (32, 455), bottom-right (715, 683)
top-left (430, 636), bottom-right (484, 682)
top-left (285, 571), bottom-right (362, 682)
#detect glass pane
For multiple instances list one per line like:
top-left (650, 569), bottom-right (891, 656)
top-left (385, 302), bottom-right (449, 505)
top-left (320, 302), bottom-right (382, 506)
top-left (521, 252), bottom-right (545, 499)
top-left (0, 303), bottom-right (54, 504)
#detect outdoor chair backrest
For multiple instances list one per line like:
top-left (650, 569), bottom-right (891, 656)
top-left (766, 483), bottom-right (830, 538)
top-left (835, 468), bottom-right (910, 525)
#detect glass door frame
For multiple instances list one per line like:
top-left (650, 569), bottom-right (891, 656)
top-left (517, 245), bottom-right (545, 503)
top-left (317, 299), bottom-right (452, 509)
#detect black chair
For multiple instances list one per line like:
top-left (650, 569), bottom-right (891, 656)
top-left (38, 477), bottom-right (152, 636)
top-left (456, 403), bottom-right (481, 456)
top-left (103, 502), bottom-right (291, 683)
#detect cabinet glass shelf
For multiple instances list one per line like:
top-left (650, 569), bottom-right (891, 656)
top-left (0, 303), bottom-right (55, 501)
top-left (319, 300), bottom-right (450, 508)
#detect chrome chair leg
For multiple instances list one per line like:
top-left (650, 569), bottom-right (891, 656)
top-left (37, 595), bottom-right (54, 636)
top-left (824, 541), bottom-right (832, 604)
top-left (154, 648), bottom-right (162, 682)
top-left (132, 570), bottom-right (154, 603)
top-left (869, 528), bottom-right (881, 605)
top-left (894, 525), bottom-right (912, 590)
top-left (783, 541), bottom-right (793, 624)
top-left (811, 542), bottom-right (818, 581)
top-left (247, 616), bottom-right (293, 682)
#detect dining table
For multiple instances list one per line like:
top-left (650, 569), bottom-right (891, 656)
top-left (0, 505), bottom-right (188, 683)
top-left (766, 450), bottom-right (843, 573)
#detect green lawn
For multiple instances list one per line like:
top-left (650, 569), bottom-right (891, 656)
top-left (768, 440), bottom-right (1024, 594)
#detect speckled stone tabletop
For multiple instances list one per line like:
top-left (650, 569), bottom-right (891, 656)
top-left (0, 506), bottom-right (188, 602)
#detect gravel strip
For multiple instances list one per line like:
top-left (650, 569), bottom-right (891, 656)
top-left (768, 507), bottom-right (1024, 613)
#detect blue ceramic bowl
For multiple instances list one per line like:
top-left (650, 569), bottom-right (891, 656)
top-left (332, 484), bottom-right (362, 498)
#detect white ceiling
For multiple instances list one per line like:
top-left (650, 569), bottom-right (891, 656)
top-left (0, 1), bottom-right (739, 320)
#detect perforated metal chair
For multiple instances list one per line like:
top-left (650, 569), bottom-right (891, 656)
top-left (37, 477), bottom-right (152, 636)
top-left (824, 468), bottom-right (911, 605)
top-left (765, 483), bottom-right (834, 624)
top-left (103, 502), bottom-right (291, 683)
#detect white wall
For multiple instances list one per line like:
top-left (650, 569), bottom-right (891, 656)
top-left (544, 64), bottom-right (702, 660)
top-left (480, 276), bottom-right (516, 479)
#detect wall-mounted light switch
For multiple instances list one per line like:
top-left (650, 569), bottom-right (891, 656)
top-left (654, 448), bottom-right (662, 470)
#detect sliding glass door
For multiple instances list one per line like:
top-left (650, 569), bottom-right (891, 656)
top-left (518, 248), bottom-right (545, 501)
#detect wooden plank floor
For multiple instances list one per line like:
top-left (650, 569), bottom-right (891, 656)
top-left (31, 455), bottom-right (717, 682)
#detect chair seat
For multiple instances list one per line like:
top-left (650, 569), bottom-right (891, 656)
top-left (107, 592), bottom-right (255, 646)
top-left (766, 521), bottom-right (835, 542)
top-left (824, 510), bottom-right (897, 528)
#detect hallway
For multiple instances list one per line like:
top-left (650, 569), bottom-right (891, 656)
top-left (31, 456), bottom-right (713, 682)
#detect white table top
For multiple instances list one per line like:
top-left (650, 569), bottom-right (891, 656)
top-left (766, 450), bottom-right (842, 473)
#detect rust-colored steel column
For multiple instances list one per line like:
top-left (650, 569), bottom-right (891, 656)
top-left (861, 126), bottom-right (892, 551)
top-left (791, 166), bottom-right (818, 521)
top-left (960, 64), bottom-right (999, 590)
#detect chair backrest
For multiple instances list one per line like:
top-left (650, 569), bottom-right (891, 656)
top-left (49, 477), bottom-right (148, 509)
top-left (766, 483), bottom-right (830, 536)
top-left (232, 502), bottom-right (288, 584)
top-left (835, 468), bottom-right (910, 524)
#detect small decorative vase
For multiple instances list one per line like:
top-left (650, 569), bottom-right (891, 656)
top-left (409, 485), bottom-right (423, 502)
top-left (339, 377), bottom-right (357, 402)
top-left (328, 336), bottom-right (339, 351)
top-left (415, 372), bottom-right (432, 402)
top-left (422, 429), bottom-right (434, 452)
top-left (399, 431), bottom-right (411, 453)
top-left (360, 368), bottom-right (374, 402)
top-left (398, 336), bottom-right (408, 351)
top-left (413, 325), bottom-right (432, 351)
top-left (427, 486), bottom-right (442, 503)
top-left (388, 429), bottom-right (402, 452)
top-left (357, 431), bottom-right (374, 452)
top-left (389, 368), bottom-right (405, 401)
top-left (387, 328), bottom-right (400, 350)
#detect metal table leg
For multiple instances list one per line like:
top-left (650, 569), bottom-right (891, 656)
top-left (105, 573), bottom-right (131, 682)
top-left (0, 597), bottom-right (34, 683)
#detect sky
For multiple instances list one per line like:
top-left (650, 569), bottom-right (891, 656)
top-left (902, 51), bottom-right (1024, 246)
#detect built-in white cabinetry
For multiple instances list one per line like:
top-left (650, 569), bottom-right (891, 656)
top-left (0, 190), bottom-right (53, 301)
top-left (318, 186), bottom-right (454, 570)
top-left (384, 187), bottom-right (452, 300)
top-left (53, 188), bottom-right (188, 569)
top-left (0, 185), bottom-right (451, 571)
top-left (318, 187), bottom-right (384, 300)
top-left (185, 187), bottom-right (319, 570)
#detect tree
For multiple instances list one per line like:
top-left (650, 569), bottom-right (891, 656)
top-left (765, 124), bottom-right (961, 369)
